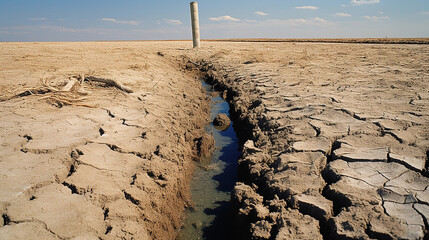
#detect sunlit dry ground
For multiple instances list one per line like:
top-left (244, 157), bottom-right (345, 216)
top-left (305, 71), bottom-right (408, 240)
top-left (0, 40), bottom-right (428, 239)
top-left (187, 41), bottom-right (429, 239)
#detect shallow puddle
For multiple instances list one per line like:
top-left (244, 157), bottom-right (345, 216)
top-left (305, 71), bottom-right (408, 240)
top-left (177, 82), bottom-right (240, 240)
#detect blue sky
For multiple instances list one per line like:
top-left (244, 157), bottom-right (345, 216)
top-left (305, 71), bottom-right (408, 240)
top-left (0, 0), bottom-right (428, 41)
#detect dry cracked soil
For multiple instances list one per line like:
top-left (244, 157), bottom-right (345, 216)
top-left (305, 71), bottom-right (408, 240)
top-left (0, 40), bottom-right (428, 240)
top-left (0, 41), bottom-right (211, 240)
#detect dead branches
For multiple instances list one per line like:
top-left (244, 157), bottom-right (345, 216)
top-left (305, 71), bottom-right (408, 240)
top-left (39, 77), bottom-right (94, 108)
top-left (60, 78), bottom-right (79, 92)
top-left (85, 76), bottom-right (134, 93)
top-left (0, 75), bottom-right (133, 108)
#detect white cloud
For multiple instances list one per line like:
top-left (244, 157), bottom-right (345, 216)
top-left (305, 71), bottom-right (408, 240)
top-left (255, 11), bottom-right (268, 16)
top-left (28, 18), bottom-right (47, 21)
top-left (38, 25), bottom-right (94, 33)
top-left (311, 17), bottom-right (329, 24)
top-left (2, 25), bottom-right (105, 34)
top-left (209, 16), bottom-right (240, 22)
top-left (333, 13), bottom-right (352, 17)
top-left (164, 19), bottom-right (183, 25)
top-left (244, 19), bottom-right (258, 23)
top-left (295, 6), bottom-right (319, 10)
top-left (364, 15), bottom-right (390, 20)
top-left (421, 11), bottom-right (429, 15)
top-left (351, 0), bottom-right (380, 6)
top-left (101, 18), bottom-right (138, 25)
top-left (265, 17), bottom-right (331, 26)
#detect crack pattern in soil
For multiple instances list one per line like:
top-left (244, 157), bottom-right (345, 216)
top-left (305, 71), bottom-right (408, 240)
top-left (1, 41), bottom-right (428, 240)
top-left (192, 52), bottom-right (429, 239)
top-left (0, 46), bottom-right (212, 240)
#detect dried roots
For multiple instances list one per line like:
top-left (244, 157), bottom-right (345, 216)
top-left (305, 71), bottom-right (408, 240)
top-left (0, 74), bottom-right (133, 108)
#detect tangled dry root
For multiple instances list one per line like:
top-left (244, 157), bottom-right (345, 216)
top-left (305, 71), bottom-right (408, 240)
top-left (38, 74), bottom-right (95, 108)
top-left (0, 74), bottom-right (133, 108)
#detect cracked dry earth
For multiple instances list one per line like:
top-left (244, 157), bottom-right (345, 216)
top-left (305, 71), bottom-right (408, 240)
top-left (0, 42), bottom-right (211, 240)
top-left (1, 41), bottom-right (428, 240)
top-left (186, 41), bottom-right (429, 239)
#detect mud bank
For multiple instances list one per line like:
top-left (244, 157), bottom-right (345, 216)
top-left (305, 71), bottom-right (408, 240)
top-left (0, 42), bottom-right (211, 240)
top-left (187, 42), bottom-right (429, 239)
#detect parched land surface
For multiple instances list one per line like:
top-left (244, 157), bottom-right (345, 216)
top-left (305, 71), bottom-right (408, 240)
top-left (0, 42), bottom-right (211, 240)
top-left (0, 41), bottom-right (428, 240)
top-left (187, 41), bottom-right (429, 239)
top-left (211, 38), bottom-right (429, 45)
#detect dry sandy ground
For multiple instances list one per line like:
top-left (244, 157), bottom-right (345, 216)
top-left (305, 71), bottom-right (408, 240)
top-left (0, 40), bottom-right (428, 240)
top-left (0, 41), bottom-right (212, 240)
top-left (211, 38), bottom-right (429, 44)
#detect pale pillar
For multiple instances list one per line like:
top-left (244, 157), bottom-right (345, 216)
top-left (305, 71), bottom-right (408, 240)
top-left (190, 2), bottom-right (200, 48)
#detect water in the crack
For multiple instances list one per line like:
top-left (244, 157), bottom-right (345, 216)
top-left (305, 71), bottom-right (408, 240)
top-left (177, 81), bottom-right (240, 240)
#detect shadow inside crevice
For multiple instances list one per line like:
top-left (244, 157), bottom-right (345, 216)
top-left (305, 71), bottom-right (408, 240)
top-left (177, 81), bottom-right (240, 240)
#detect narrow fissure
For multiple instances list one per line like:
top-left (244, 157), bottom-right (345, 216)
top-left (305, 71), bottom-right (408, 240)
top-left (425, 151), bottom-right (429, 175)
top-left (104, 143), bottom-right (148, 159)
top-left (177, 79), bottom-right (240, 240)
top-left (319, 219), bottom-right (333, 240)
top-left (66, 149), bottom-right (81, 180)
top-left (105, 109), bottom-right (115, 118)
top-left (66, 164), bottom-right (76, 177)
top-left (22, 134), bottom-right (33, 141)
top-left (20, 148), bottom-right (52, 154)
top-left (2, 214), bottom-right (10, 226)
top-left (130, 174), bottom-right (137, 185)
top-left (413, 204), bottom-right (429, 240)
top-left (124, 190), bottom-right (140, 205)
top-left (62, 182), bottom-right (79, 194)
top-left (105, 226), bottom-right (112, 235)
top-left (319, 143), bottom-right (340, 239)
top-left (103, 208), bottom-right (109, 220)
top-left (321, 141), bottom-right (347, 218)
top-left (365, 222), bottom-right (393, 239)
top-left (387, 152), bottom-right (424, 173)
top-left (309, 122), bottom-right (321, 137)
top-left (98, 127), bottom-right (105, 136)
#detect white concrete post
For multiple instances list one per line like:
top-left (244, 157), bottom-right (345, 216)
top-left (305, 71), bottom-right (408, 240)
top-left (190, 2), bottom-right (200, 48)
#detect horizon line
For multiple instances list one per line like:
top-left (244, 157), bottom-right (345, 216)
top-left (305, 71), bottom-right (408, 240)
top-left (1, 37), bottom-right (429, 44)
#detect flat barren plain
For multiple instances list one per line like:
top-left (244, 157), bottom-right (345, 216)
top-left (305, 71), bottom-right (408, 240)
top-left (0, 40), bottom-right (428, 239)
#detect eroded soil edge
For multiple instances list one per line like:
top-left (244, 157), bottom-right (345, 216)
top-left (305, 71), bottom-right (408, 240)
top-left (0, 44), bottom-right (212, 240)
top-left (188, 49), bottom-right (429, 239)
